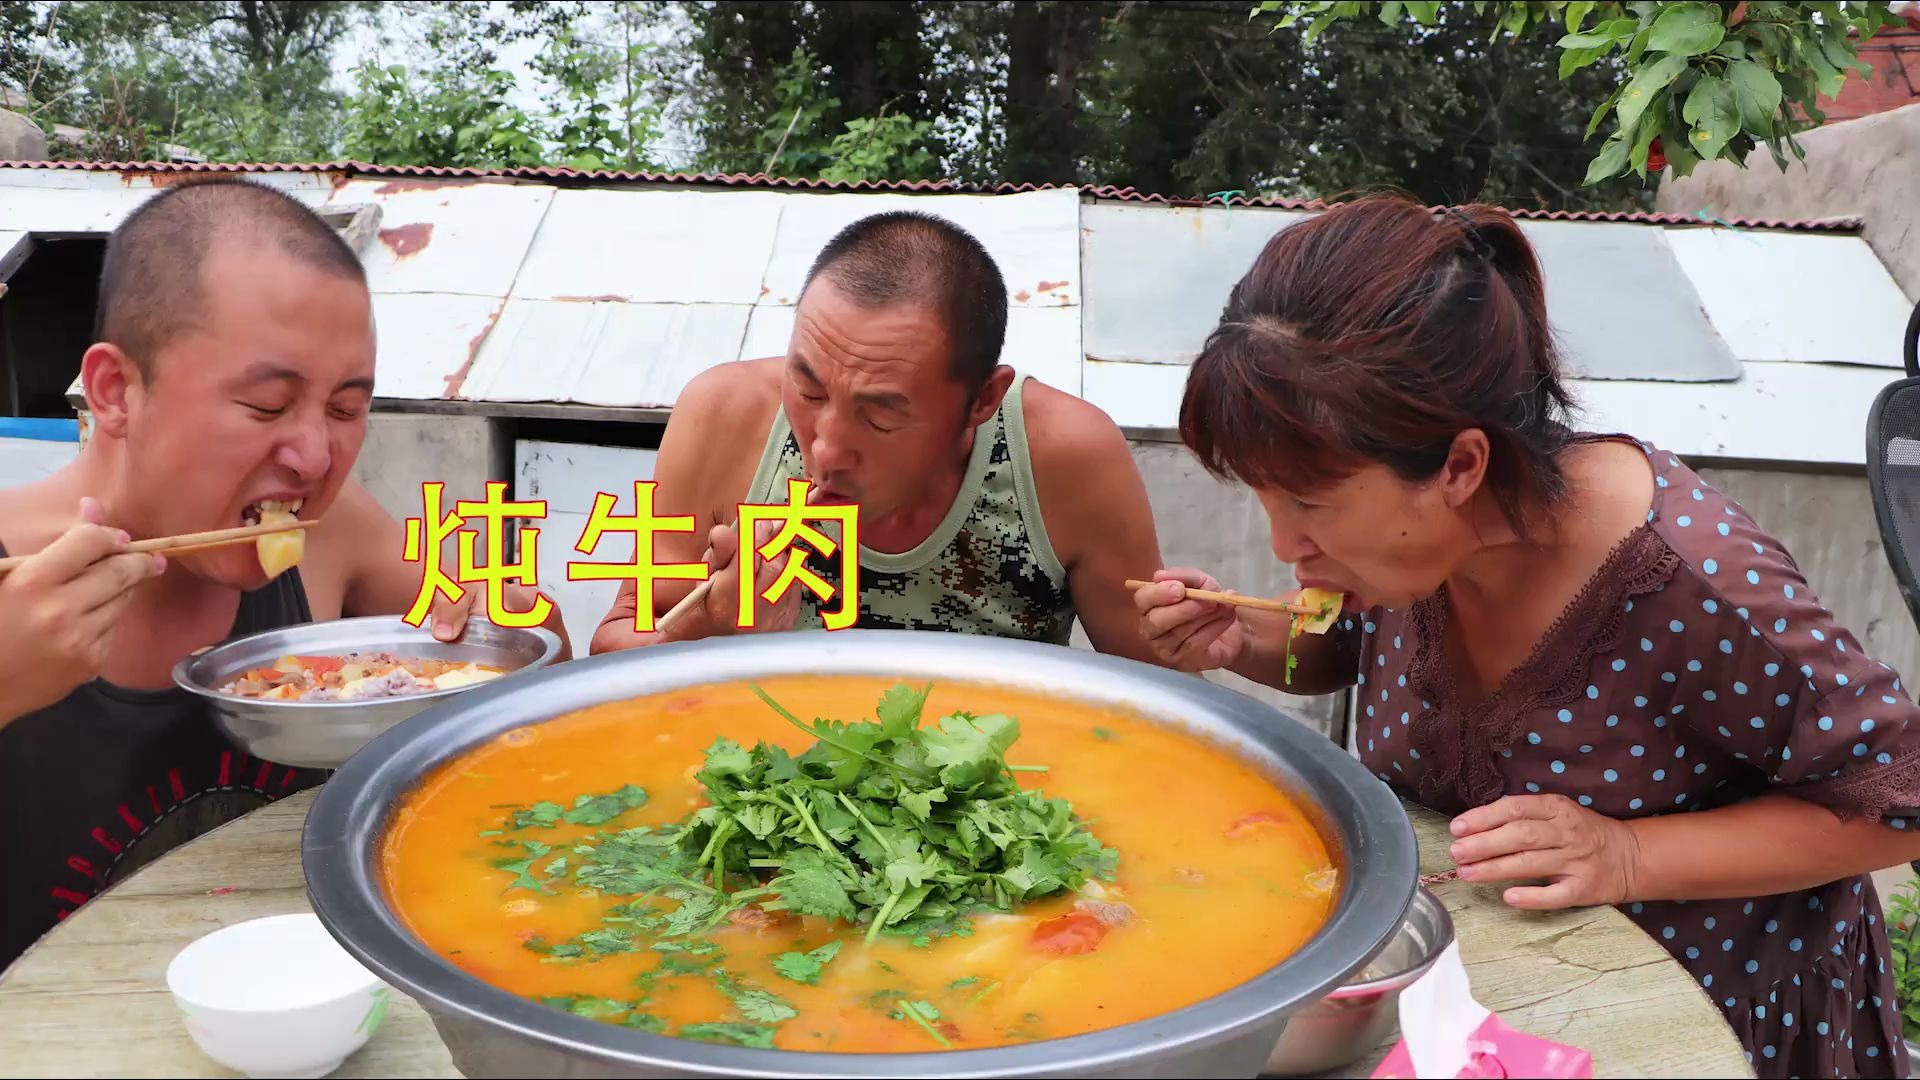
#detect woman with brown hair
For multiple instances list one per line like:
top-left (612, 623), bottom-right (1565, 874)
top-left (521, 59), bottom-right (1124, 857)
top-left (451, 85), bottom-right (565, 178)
top-left (1136, 193), bottom-right (1920, 1079)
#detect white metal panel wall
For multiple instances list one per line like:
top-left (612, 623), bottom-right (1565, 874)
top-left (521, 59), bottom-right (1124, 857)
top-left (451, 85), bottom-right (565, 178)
top-left (0, 437), bottom-right (77, 487)
top-left (513, 440), bottom-right (659, 655)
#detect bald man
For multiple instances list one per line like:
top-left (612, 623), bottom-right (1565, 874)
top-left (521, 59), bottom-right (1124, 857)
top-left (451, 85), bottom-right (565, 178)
top-left (590, 210), bottom-right (1165, 660)
top-left (0, 179), bottom-right (570, 967)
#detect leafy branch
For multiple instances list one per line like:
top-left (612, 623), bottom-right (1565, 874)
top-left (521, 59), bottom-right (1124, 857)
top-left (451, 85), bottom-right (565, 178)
top-left (1253, 1), bottom-right (1906, 185)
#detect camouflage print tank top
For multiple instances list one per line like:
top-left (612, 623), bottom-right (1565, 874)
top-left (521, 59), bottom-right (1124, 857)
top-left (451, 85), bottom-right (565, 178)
top-left (743, 373), bottom-right (1074, 646)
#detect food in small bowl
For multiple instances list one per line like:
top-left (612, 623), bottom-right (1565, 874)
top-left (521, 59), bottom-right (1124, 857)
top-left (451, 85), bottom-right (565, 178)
top-left (174, 615), bottom-right (561, 770)
top-left (219, 652), bottom-right (507, 702)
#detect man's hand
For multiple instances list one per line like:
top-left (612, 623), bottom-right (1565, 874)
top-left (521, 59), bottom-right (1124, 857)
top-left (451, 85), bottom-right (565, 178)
top-left (427, 583), bottom-right (574, 662)
top-left (0, 497), bottom-right (166, 722)
top-left (668, 518), bottom-right (802, 640)
top-left (1448, 794), bottom-right (1644, 910)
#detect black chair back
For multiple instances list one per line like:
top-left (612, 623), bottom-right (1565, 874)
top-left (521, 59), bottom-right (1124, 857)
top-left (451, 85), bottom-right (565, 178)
top-left (1866, 298), bottom-right (1920, 638)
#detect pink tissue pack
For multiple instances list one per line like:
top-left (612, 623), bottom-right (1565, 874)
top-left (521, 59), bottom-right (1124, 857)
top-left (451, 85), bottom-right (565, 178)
top-left (1369, 941), bottom-right (1593, 1079)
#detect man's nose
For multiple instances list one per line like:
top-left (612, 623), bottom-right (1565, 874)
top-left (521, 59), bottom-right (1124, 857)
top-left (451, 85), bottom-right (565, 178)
top-left (274, 420), bottom-right (332, 482)
top-left (808, 412), bottom-right (860, 476)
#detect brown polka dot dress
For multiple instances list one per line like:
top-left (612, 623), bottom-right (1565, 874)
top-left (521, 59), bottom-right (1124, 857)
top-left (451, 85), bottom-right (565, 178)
top-left (1350, 434), bottom-right (1919, 1079)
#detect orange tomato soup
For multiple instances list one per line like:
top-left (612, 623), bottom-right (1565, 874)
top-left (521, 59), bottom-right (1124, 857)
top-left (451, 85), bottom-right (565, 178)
top-left (380, 675), bottom-right (1336, 1053)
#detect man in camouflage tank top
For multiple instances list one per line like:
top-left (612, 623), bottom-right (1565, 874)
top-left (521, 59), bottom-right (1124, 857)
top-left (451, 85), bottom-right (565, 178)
top-left (592, 211), bottom-right (1165, 662)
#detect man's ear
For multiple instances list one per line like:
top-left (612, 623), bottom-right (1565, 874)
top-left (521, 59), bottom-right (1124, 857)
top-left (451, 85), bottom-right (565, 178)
top-left (80, 343), bottom-right (141, 440)
top-left (967, 365), bottom-right (1017, 427)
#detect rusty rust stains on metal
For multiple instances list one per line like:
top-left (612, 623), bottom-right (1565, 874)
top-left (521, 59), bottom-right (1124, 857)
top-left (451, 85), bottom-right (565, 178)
top-left (442, 302), bottom-right (505, 399)
top-left (379, 222), bottom-right (433, 258)
top-left (1013, 289), bottom-right (1032, 303)
top-left (553, 294), bottom-right (629, 303)
top-left (1036, 280), bottom-right (1069, 293)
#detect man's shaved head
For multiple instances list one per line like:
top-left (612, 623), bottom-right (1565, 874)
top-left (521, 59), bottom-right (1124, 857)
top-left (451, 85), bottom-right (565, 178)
top-left (800, 210), bottom-right (1009, 390)
top-left (95, 178), bottom-right (368, 379)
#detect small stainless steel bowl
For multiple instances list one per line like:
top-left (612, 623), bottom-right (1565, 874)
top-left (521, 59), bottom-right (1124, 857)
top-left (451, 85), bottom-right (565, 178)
top-left (1263, 885), bottom-right (1454, 1076)
top-left (173, 615), bottom-right (562, 769)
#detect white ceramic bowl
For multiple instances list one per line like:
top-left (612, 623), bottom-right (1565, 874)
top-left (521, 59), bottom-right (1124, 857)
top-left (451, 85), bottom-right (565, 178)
top-left (166, 912), bottom-right (390, 1079)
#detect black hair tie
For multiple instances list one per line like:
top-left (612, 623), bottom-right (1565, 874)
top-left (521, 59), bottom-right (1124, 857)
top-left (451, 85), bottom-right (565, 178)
top-left (1443, 205), bottom-right (1495, 262)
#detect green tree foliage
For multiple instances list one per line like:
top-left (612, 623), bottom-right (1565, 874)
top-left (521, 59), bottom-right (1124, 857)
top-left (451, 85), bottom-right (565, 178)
top-left (7, 1), bottom-right (1883, 210)
top-left (1258, 1), bottom-right (1906, 186)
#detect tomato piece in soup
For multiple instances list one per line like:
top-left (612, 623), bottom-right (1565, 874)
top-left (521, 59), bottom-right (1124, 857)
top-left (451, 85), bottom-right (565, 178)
top-left (1031, 911), bottom-right (1109, 955)
top-left (295, 655), bottom-right (345, 675)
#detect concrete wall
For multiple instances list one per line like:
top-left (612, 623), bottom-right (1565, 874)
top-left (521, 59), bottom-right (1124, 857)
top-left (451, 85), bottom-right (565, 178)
top-left (353, 413), bottom-right (508, 525)
top-left (351, 412), bottom-right (513, 590)
top-left (1655, 103), bottom-right (1920, 303)
top-left (1698, 465), bottom-right (1920, 688)
top-left (1068, 441), bottom-right (1351, 741)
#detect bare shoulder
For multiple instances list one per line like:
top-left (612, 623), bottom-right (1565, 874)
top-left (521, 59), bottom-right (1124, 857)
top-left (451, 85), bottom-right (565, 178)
top-left (659, 357), bottom-right (786, 508)
top-left (1019, 378), bottom-right (1154, 569)
top-left (1019, 377), bottom-right (1135, 473)
top-left (0, 475), bottom-right (83, 556)
top-left (674, 357), bottom-right (785, 430)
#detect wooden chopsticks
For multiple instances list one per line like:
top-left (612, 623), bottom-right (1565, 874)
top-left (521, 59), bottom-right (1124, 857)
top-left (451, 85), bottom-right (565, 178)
top-left (0, 517), bottom-right (317, 577)
top-left (1124, 578), bottom-right (1320, 616)
top-left (656, 485), bottom-right (829, 637)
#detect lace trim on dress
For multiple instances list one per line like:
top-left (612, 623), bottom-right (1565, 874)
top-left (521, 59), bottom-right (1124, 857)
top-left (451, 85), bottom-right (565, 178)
top-left (1797, 744), bottom-right (1920, 824)
top-left (1404, 525), bottom-right (1683, 810)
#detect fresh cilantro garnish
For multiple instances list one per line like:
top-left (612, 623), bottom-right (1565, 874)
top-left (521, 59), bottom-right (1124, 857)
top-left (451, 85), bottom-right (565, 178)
top-left (891, 999), bottom-right (952, 1048)
top-left (623, 1012), bottom-right (667, 1032)
top-left (1092, 727), bottom-right (1117, 741)
top-left (771, 940), bottom-right (842, 985)
top-left (673, 681), bottom-right (1116, 944)
top-left (679, 1022), bottom-right (777, 1048)
top-left (508, 801), bottom-right (564, 830)
top-left (513, 681), bottom-right (1117, 1044)
top-left (539, 994), bottom-right (632, 1019)
top-left (715, 972), bottom-right (801, 1024)
top-left (563, 785), bottom-right (650, 826)
top-left (501, 785), bottom-right (649, 833)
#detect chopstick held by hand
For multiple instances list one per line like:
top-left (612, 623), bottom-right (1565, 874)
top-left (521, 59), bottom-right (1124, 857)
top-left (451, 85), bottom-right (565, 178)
top-left (1124, 578), bottom-right (1316, 616)
top-left (656, 481), bottom-right (828, 637)
top-left (0, 516), bottom-right (315, 578)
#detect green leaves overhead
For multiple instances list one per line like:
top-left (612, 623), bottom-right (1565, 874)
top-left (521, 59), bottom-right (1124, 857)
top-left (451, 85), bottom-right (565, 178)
top-left (1682, 76), bottom-right (1741, 161)
top-left (1728, 60), bottom-right (1784, 136)
top-left (1646, 3), bottom-right (1726, 55)
top-left (1254, 0), bottom-right (1906, 186)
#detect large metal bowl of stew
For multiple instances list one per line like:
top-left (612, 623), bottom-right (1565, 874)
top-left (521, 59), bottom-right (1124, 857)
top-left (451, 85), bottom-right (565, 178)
top-left (302, 630), bottom-right (1418, 1078)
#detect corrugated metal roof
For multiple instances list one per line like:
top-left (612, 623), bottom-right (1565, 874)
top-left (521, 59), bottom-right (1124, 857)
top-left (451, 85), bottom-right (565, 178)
top-left (1663, 228), bottom-right (1918, 368)
top-left (345, 178), bottom-right (554, 297)
top-left (0, 158), bottom-right (1866, 233)
top-left (1085, 356), bottom-right (1900, 468)
top-left (4, 162), bottom-right (1908, 468)
top-left (1518, 219), bottom-right (1740, 382)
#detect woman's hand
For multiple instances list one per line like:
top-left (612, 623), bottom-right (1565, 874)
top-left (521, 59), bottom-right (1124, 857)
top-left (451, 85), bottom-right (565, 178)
top-left (1132, 568), bottom-right (1247, 673)
top-left (1447, 794), bottom-right (1644, 910)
